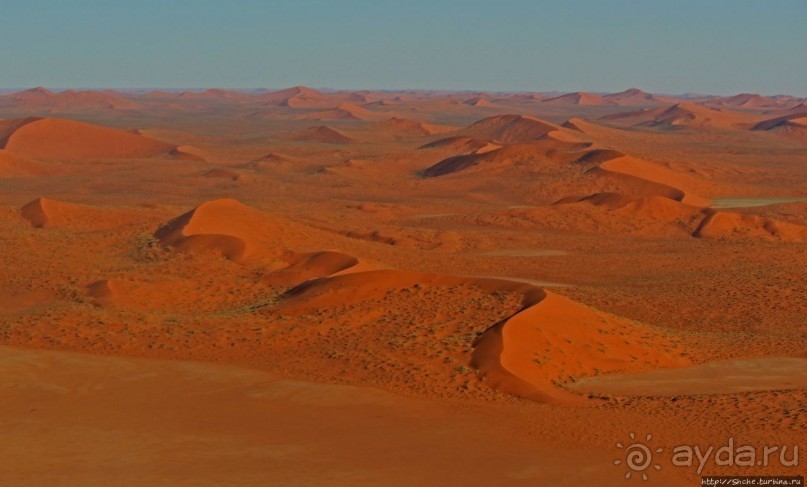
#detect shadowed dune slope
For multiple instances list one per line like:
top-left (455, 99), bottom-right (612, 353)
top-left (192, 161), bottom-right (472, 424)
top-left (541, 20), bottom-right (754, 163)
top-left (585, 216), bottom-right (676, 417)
top-left (460, 114), bottom-right (566, 144)
top-left (155, 199), bottom-right (276, 262)
top-left (288, 125), bottom-right (356, 144)
top-left (278, 270), bottom-right (689, 404)
top-left (602, 103), bottom-right (756, 130)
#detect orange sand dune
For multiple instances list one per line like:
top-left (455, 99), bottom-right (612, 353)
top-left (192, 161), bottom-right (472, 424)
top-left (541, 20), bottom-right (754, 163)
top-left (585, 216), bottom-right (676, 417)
top-left (278, 269), bottom-right (688, 403)
top-left (694, 210), bottom-right (807, 242)
top-left (554, 193), bottom-right (705, 229)
top-left (602, 102), bottom-right (756, 130)
top-left (1, 117), bottom-right (177, 160)
top-left (542, 92), bottom-right (615, 106)
top-left (422, 138), bottom-right (586, 177)
top-left (460, 114), bottom-right (566, 143)
top-left (463, 96), bottom-right (496, 107)
top-left (372, 117), bottom-right (455, 137)
top-left (19, 197), bottom-right (147, 230)
top-left (293, 102), bottom-right (385, 121)
top-left (288, 125), bottom-right (356, 144)
top-left (263, 250), bottom-right (362, 286)
top-left (712, 93), bottom-right (781, 110)
top-left (264, 86), bottom-right (333, 109)
top-left (472, 288), bottom-right (689, 403)
top-left (170, 144), bottom-right (208, 162)
top-left (418, 136), bottom-right (500, 153)
top-left (155, 199), bottom-right (274, 262)
top-left (593, 154), bottom-right (711, 206)
top-left (752, 111), bottom-right (807, 137)
top-left (550, 192), bottom-right (805, 241)
top-left (603, 88), bottom-right (678, 106)
top-left (85, 279), bottom-right (118, 306)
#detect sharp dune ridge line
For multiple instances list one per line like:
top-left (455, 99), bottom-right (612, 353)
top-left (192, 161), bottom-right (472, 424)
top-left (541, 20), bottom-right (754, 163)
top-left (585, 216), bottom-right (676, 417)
top-left (18, 195), bottom-right (690, 404)
top-left (147, 198), bottom-right (687, 403)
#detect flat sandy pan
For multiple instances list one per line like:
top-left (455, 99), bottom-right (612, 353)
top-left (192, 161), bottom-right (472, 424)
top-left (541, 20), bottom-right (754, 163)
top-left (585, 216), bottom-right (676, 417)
top-left (568, 357), bottom-right (807, 397)
top-left (0, 346), bottom-right (648, 486)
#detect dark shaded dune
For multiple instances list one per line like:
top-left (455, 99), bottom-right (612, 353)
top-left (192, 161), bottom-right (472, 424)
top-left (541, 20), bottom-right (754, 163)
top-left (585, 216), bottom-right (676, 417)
top-left (586, 165), bottom-right (688, 202)
top-left (288, 126), bottom-right (356, 144)
top-left (542, 92), bottom-right (614, 106)
top-left (418, 136), bottom-right (497, 152)
top-left (715, 93), bottom-right (779, 109)
top-left (372, 117), bottom-right (453, 136)
top-left (20, 197), bottom-right (56, 228)
top-left (264, 251), bottom-right (360, 286)
top-left (603, 88), bottom-right (677, 106)
top-left (422, 152), bottom-right (485, 177)
top-left (86, 279), bottom-right (118, 306)
top-left (277, 269), bottom-right (688, 404)
top-left (554, 192), bottom-right (637, 208)
top-left (573, 148), bottom-right (626, 164)
top-left (423, 136), bottom-right (589, 178)
top-left (602, 103), bottom-right (755, 130)
top-left (170, 147), bottom-right (207, 162)
top-left (752, 112), bottom-right (807, 135)
top-left (460, 114), bottom-right (563, 144)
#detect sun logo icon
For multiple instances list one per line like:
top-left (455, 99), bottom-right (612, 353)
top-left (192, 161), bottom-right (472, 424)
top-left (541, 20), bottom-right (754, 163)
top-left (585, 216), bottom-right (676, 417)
top-left (614, 432), bottom-right (663, 481)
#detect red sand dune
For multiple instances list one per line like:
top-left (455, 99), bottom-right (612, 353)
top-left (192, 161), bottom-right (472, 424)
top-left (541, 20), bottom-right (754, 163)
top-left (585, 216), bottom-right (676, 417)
top-left (1, 117), bottom-right (177, 160)
top-left (418, 136), bottom-right (500, 153)
top-left (712, 93), bottom-right (780, 110)
top-left (602, 102), bottom-right (756, 130)
top-left (555, 193), bottom-right (704, 224)
top-left (288, 125), bottom-right (356, 144)
top-left (278, 269), bottom-right (688, 403)
top-left (294, 102), bottom-right (384, 121)
top-left (264, 86), bottom-right (333, 109)
top-left (603, 88), bottom-right (678, 106)
top-left (19, 197), bottom-right (146, 230)
top-left (263, 250), bottom-right (362, 286)
top-left (542, 92), bottom-right (615, 106)
top-left (372, 117), bottom-right (454, 136)
top-left (694, 210), bottom-right (807, 242)
top-left (238, 152), bottom-right (297, 170)
top-left (422, 138), bottom-right (584, 178)
top-left (154, 199), bottom-right (272, 262)
top-left (551, 192), bottom-right (806, 241)
top-left (460, 114), bottom-right (567, 144)
top-left (463, 96), bottom-right (495, 107)
top-left (592, 154), bottom-right (711, 206)
top-left (752, 111), bottom-right (807, 137)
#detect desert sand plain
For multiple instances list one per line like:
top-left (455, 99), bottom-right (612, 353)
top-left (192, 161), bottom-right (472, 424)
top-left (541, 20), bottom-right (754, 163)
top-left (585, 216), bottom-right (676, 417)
top-left (0, 86), bottom-right (805, 485)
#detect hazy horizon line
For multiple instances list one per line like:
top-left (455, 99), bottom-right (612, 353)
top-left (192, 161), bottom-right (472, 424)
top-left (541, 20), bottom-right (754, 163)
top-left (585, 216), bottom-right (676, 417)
top-left (1, 86), bottom-right (805, 99)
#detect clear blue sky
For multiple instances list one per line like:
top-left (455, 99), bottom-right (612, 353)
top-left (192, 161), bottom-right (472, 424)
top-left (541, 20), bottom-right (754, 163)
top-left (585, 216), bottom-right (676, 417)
top-left (1, 0), bottom-right (805, 95)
